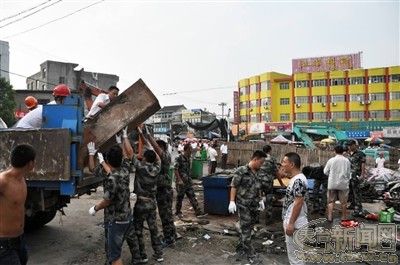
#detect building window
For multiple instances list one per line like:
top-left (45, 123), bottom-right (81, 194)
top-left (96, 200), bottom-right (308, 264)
top-left (250, 84), bottom-right (258, 93)
top-left (390, 92), bottom-right (400, 100)
top-left (368, 75), bottom-right (385, 84)
top-left (36, 80), bottom-right (39, 89)
top-left (59, 77), bottom-right (65, 84)
top-left (280, 114), bottom-right (290, 121)
top-left (280, 98), bottom-right (290, 105)
top-left (260, 81), bottom-right (270, 91)
top-left (369, 110), bottom-right (385, 118)
top-left (240, 102), bottom-right (248, 109)
top-left (239, 87), bottom-right (248, 95)
top-left (390, 74), bottom-right (400, 82)
top-left (369, 93), bottom-right (386, 101)
top-left (250, 115), bottom-right (258, 122)
top-left (250, 100), bottom-right (258, 108)
top-left (312, 79), bottom-right (327, 87)
top-left (350, 111), bottom-right (365, 119)
top-left (279, 82), bottom-right (289, 90)
top-left (295, 113), bottom-right (310, 120)
top-left (240, 115), bottom-right (248, 122)
top-left (31, 82), bottom-right (34, 90)
top-left (390, 110), bottom-right (400, 117)
top-left (349, 94), bottom-right (365, 102)
top-left (312, 95), bottom-right (327, 103)
top-left (329, 78), bottom-right (346, 86)
top-left (262, 113), bottom-right (271, 122)
top-left (312, 112), bottom-right (328, 120)
top-left (295, 96), bottom-right (309, 104)
top-left (42, 84), bottom-right (46, 90)
top-left (42, 68), bottom-right (46, 78)
top-left (330, 95), bottom-right (345, 102)
top-left (261, 98), bottom-right (271, 108)
top-left (295, 80), bottom-right (309, 88)
top-left (331, 111), bottom-right (346, 119)
top-left (349, 77), bottom-right (365, 85)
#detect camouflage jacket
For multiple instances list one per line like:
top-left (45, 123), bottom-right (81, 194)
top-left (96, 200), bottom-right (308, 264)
top-left (258, 155), bottom-right (279, 183)
top-left (157, 151), bottom-right (172, 188)
top-left (231, 164), bottom-right (261, 206)
top-left (174, 153), bottom-right (191, 182)
top-left (94, 158), bottom-right (132, 223)
top-left (133, 156), bottom-right (161, 199)
top-left (348, 150), bottom-right (366, 176)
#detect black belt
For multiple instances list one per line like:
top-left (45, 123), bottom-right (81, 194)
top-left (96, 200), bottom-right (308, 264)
top-left (0, 235), bottom-right (23, 248)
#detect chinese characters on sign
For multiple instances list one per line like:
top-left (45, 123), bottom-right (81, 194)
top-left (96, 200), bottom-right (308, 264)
top-left (292, 52), bottom-right (362, 74)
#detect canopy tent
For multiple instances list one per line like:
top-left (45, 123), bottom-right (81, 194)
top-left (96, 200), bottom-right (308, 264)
top-left (365, 137), bottom-right (384, 143)
top-left (270, 134), bottom-right (290, 143)
top-left (321, 138), bottom-right (336, 143)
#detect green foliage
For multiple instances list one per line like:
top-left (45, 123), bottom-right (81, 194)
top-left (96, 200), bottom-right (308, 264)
top-left (0, 77), bottom-right (17, 127)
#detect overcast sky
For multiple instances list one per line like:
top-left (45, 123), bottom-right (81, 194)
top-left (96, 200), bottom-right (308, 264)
top-left (1, 0), bottom-right (399, 115)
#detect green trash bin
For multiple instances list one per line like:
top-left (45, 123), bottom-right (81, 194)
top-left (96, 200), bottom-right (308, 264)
top-left (200, 150), bottom-right (207, 160)
top-left (191, 158), bottom-right (204, 179)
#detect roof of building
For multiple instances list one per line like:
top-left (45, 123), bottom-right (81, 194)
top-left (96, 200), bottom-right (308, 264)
top-left (158, 104), bottom-right (186, 113)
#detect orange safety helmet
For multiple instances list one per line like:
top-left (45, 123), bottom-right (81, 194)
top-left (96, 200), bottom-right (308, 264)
top-left (53, 84), bottom-right (71, 96)
top-left (25, 96), bottom-right (38, 109)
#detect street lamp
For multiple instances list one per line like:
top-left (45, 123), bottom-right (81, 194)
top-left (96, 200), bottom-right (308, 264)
top-left (219, 102), bottom-right (227, 119)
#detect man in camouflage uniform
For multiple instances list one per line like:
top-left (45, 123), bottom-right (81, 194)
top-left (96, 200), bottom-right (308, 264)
top-left (258, 145), bottom-right (285, 224)
top-left (87, 131), bottom-right (134, 265)
top-left (346, 140), bottom-right (366, 215)
top-left (228, 150), bottom-right (267, 263)
top-left (174, 143), bottom-right (207, 218)
top-left (146, 132), bottom-right (177, 247)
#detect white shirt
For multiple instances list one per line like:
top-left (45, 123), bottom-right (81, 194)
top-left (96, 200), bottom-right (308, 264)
top-left (283, 173), bottom-right (308, 229)
top-left (208, 147), bottom-right (218, 161)
top-left (220, 144), bottom-right (228, 154)
top-left (86, 93), bottom-right (109, 118)
top-left (16, 105), bottom-right (43, 128)
top-left (324, 154), bottom-right (351, 190)
top-left (375, 157), bottom-right (386, 169)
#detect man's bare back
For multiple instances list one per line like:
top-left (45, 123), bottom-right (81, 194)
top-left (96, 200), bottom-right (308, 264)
top-left (0, 169), bottom-right (28, 237)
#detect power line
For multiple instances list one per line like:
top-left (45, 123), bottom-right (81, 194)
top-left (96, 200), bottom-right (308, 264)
top-left (3, 0), bottom-right (105, 39)
top-left (0, 0), bottom-right (51, 23)
top-left (0, 0), bottom-right (63, 29)
top-left (0, 69), bottom-right (60, 87)
top-left (162, 85), bottom-right (236, 96)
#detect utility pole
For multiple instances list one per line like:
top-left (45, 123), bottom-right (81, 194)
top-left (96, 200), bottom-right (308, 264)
top-left (218, 102), bottom-right (227, 119)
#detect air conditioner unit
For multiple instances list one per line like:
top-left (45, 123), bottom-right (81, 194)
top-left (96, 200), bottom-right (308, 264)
top-left (322, 103), bottom-right (326, 107)
top-left (360, 101), bottom-right (365, 105)
top-left (328, 119), bottom-right (333, 122)
top-left (296, 103), bottom-right (301, 108)
top-left (365, 100), bottom-right (371, 104)
top-left (332, 102), bottom-right (337, 106)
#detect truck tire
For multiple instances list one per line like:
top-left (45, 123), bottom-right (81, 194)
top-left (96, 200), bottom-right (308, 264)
top-left (25, 208), bottom-right (58, 231)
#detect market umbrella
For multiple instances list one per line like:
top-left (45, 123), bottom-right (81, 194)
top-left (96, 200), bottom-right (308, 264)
top-left (365, 137), bottom-right (384, 143)
top-left (321, 138), bottom-right (336, 143)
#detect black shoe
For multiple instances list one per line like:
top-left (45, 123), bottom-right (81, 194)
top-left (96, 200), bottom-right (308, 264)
top-left (196, 212), bottom-right (208, 218)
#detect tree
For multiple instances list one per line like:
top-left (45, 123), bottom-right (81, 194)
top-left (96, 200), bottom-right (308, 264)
top-left (0, 77), bottom-right (17, 127)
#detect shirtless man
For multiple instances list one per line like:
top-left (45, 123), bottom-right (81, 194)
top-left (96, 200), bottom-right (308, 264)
top-left (0, 144), bottom-right (36, 265)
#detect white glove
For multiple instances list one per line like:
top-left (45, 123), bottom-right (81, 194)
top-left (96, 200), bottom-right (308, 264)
top-left (228, 201), bottom-right (236, 214)
top-left (258, 199), bottom-right (265, 211)
top-left (97, 153), bottom-right (105, 164)
top-left (122, 126), bottom-right (128, 138)
top-left (87, 142), bottom-right (97, 156)
top-left (115, 133), bottom-right (122, 144)
top-left (89, 205), bottom-right (97, 216)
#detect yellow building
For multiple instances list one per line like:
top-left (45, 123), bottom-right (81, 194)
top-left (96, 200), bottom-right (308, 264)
top-left (237, 66), bottom-right (400, 132)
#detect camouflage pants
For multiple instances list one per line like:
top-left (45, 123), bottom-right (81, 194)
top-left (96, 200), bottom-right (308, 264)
top-left (175, 179), bottom-right (202, 215)
top-left (313, 178), bottom-right (328, 211)
top-left (236, 203), bottom-right (258, 258)
top-left (157, 185), bottom-right (177, 242)
top-left (259, 180), bottom-right (274, 223)
top-left (348, 174), bottom-right (363, 211)
top-left (134, 200), bottom-right (162, 258)
top-left (124, 217), bottom-right (141, 264)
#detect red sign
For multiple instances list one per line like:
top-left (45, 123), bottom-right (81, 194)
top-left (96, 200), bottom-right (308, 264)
top-left (233, 91), bottom-right (239, 123)
top-left (15, 110), bottom-right (28, 119)
top-left (370, 131), bottom-right (383, 138)
top-left (292, 52), bottom-right (362, 74)
top-left (265, 122), bottom-right (293, 133)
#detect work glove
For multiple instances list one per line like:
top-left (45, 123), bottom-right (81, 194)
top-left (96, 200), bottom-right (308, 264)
top-left (115, 133), bottom-right (122, 144)
top-left (228, 201), bottom-right (236, 214)
top-left (89, 206), bottom-right (97, 216)
top-left (122, 126), bottom-right (128, 138)
top-left (258, 199), bottom-right (265, 211)
top-left (87, 142), bottom-right (97, 156)
top-left (97, 152), bottom-right (105, 164)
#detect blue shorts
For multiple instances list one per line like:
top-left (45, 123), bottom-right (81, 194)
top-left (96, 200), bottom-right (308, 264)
top-left (0, 235), bottom-right (28, 265)
top-left (107, 219), bottom-right (131, 262)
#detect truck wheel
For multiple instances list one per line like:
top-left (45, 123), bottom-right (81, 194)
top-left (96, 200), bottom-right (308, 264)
top-left (25, 208), bottom-right (58, 231)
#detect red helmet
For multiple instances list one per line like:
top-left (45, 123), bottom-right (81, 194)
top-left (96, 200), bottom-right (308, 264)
top-left (25, 96), bottom-right (38, 109)
top-left (53, 84), bottom-right (71, 96)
